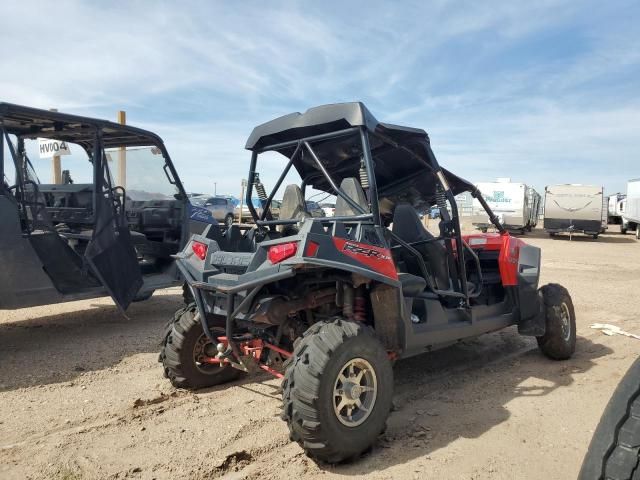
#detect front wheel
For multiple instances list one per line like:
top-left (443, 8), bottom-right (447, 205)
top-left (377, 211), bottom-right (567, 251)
top-left (536, 284), bottom-right (576, 360)
top-left (225, 213), bottom-right (234, 228)
top-left (636, 228), bottom-right (640, 241)
top-left (282, 319), bottom-right (393, 463)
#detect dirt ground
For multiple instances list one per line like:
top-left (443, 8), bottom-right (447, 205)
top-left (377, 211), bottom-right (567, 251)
top-left (1, 226), bottom-right (639, 480)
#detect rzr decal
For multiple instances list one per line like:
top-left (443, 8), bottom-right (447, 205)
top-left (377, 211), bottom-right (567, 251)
top-left (332, 238), bottom-right (398, 280)
top-left (343, 242), bottom-right (391, 261)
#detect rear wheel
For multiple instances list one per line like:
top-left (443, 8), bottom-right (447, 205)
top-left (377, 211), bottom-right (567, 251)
top-left (636, 228), bottom-right (640, 241)
top-left (593, 234), bottom-right (599, 240)
top-left (162, 304), bottom-right (243, 389)
top-left (536, 284), bottom-right (576, 360)
top-left (282, 318), bottom-right (393, 463)
top-left (579, 358), bottom-right (640, 480)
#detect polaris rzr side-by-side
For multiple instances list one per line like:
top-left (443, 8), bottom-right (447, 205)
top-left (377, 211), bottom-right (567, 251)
top-left (160, 102), bottom-right (576, 463)
top-left (0, 103), bottom-right (217, 312)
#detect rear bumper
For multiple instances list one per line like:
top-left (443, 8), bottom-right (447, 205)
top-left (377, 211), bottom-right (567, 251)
top-left (544, 218), bottom-right (602, 234)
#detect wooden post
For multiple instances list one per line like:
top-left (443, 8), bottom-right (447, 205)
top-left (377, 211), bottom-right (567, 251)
top-left (50, 108), bottom-right (62, 184)
top-left (117, 110), bottom-right (126, 188)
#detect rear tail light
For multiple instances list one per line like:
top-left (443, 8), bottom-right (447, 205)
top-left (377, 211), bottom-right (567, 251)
top-left (191, 241), bottom-right (208, 260)
top-left (268, 242), bottom-right (298, 264)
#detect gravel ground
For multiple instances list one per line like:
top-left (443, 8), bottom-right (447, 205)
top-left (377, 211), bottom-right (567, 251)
top-left (1, 226), bottom-right (639, 480)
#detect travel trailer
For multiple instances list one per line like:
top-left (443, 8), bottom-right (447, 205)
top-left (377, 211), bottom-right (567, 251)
top-left (607, 193), bottom-right (626, 225)
top-left (471, 179), bottom-right (541, 233)
top-left (622, 179), bottom-right (640, 238)
top-left (543, 184), bottom-right (607, 239)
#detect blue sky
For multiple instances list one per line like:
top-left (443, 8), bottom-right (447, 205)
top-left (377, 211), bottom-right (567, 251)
top-left (1, 0), bottom-right (638, 197)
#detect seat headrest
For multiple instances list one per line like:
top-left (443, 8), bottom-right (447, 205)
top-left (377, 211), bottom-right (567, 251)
top-left (392, 203), bottom-right (433, 243)
top-left (334, 177), bottom-right (368, 217)
top-left (279, 184), bottom-right (308, 221)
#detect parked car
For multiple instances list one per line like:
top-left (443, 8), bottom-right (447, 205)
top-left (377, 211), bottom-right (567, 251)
top-left (235, 197), bottom-right (265, 222)
top-left (305, 200), bottom-right (326, 217)
top-left (320, 202), bottom-right (335, 217)
top-left (190, 195), bottom-right (235, 227)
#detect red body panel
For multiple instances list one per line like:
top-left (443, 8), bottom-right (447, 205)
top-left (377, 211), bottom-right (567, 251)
top-left (331, 238), bottom-right (398, 280)
top-left (462, 233), bottom-right (525, 287)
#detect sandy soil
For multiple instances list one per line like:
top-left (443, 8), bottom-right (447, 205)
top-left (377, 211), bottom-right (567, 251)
top-left (1, 226), bottom-right (639, 480)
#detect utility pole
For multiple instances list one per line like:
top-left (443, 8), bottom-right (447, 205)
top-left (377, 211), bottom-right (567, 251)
top-left (117, 110), bottom-right (126, 188)
top-left (50, 108), bottom-right (62, 184)
top-left (214, 182), bottom-right (217, 196)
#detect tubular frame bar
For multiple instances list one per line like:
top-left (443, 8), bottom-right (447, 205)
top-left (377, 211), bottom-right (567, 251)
top-left (246, 151), bottom-right (259, 221)
top-left (259, 142), bottom-right (302, 221)
top-left (0, 127), bottom-right (3, 180)
top-left (254, 127), bottom-right (359, 153)
top-left (359, 127), bottom-right (381, 225)
top-left (471, 187), bottom-right (506, 234)
top-left (303, 141), bottom-right (368, 216)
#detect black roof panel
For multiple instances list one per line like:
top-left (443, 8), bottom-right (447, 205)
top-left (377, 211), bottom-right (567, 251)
top-left (0, 102), bottom-right (163, 149)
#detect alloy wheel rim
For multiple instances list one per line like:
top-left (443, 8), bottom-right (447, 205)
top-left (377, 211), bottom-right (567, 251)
top-left (559, 302), bottom-right (572, 342)
top-left (333, 358), bottom-right (378, 427)
top-left (193, 333), bottom-right (218, 374)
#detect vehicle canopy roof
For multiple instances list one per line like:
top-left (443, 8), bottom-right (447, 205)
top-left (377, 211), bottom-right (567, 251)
top-left (245, 102), bottom-right (475, 214)
top-left (0, 102), bottom-right (164, 150)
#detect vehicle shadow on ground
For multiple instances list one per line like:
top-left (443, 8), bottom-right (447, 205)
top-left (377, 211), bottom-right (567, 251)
top-left (323, 331), bottom-right (611, 476)
top-left (0, 293), bottom-right (183, 392)
top-left (548, 234), bottom-right (636, 244)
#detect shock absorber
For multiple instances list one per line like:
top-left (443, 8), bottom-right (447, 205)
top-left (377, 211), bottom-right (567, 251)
top-left (359, 158), bottom-right (370, 190)
top-left (435, 183), bottom-right (447, 211)
top-left (353, 286), bottom-right (366, 322)
top-left (255, 176), bottom-right (268, 202)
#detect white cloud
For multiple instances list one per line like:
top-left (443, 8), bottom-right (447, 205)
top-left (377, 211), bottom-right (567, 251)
top-left (1, 0), bottom-right (638, 196)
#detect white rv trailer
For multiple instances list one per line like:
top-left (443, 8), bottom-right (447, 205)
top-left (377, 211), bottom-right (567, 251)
top-left (607, 192), bottom-right (626, 225)
top-left (527, 188), bottom-right (542, 228)
top-left (622, 179), bottom-right (640, 238)
top-left (543, 184), bottom-right (607, 239)
top-left (471, 179), bottom-right (540, 233)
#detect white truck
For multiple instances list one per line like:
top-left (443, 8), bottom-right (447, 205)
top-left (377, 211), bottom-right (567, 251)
top-left (607, 192), bottom-right (626, 226)
top-left (471, 179), bottom-right (541, 233)
top-left (622, 179), bottom-right (640, 238)
top-left (543, 184), bottom-right (607, 239)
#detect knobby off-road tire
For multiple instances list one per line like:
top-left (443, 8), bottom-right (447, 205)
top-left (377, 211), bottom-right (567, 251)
top-left (158, 304), bottom-right (191, 376)
top-left (579, 358), bottom-right (640, 480)
top-left (536, 284), bottom-right (576, 360)
top-left (281, 318), bottom-right (394, 463)
top-left (182, 282), bottom-right (194, 305)
top-left (162, 304), bottom-right (242, 389)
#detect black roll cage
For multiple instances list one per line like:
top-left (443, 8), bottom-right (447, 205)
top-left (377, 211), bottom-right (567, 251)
top-left (243, 125), bottom-right (505, 306)
top-left (0, 123), bottom-right (188, 237)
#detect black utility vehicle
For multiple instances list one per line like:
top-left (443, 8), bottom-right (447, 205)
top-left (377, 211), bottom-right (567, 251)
top-left (160, 103), bottom-right (576, 462)
top-left (0, 103), bottom-right (214, 312)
